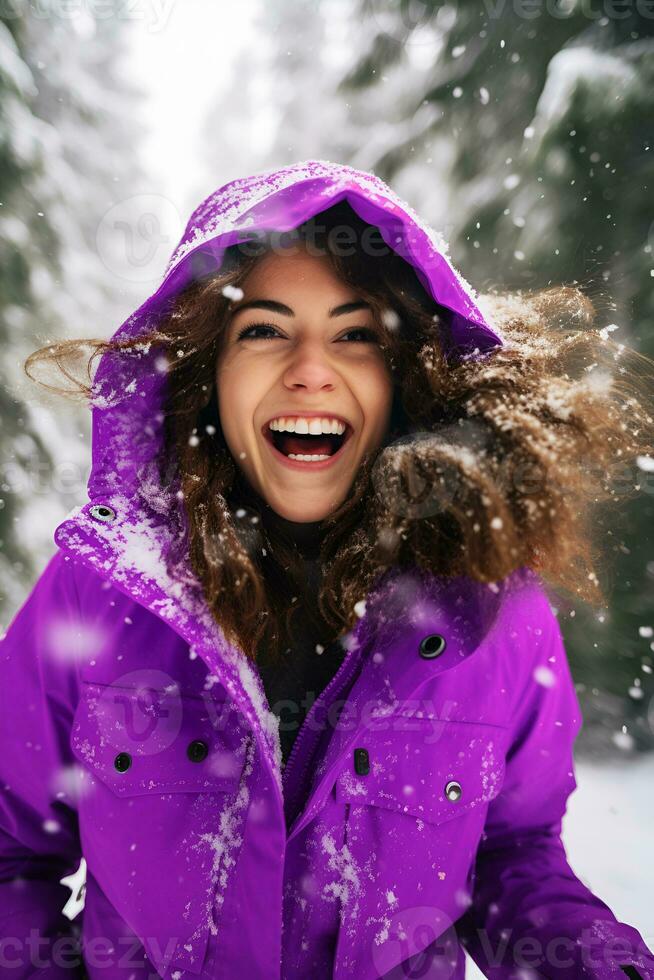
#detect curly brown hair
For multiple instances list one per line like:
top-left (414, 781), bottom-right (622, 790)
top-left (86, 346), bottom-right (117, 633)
top-left (24, 201), bottom-right (654, 667)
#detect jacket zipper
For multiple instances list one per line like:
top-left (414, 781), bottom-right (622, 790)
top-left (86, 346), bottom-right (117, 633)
top-left (282, 632), bottom-right (367, 827)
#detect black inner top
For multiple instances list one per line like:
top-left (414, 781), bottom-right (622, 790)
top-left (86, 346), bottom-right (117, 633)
top-left (226, 478), bottom-right (347, 768)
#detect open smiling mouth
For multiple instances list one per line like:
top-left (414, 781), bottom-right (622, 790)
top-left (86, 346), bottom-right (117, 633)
top-left (262, 423), bottom-right (353, 466)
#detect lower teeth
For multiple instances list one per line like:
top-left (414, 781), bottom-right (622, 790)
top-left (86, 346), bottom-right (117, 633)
top-left (287, 453), bottom-right (331, 461)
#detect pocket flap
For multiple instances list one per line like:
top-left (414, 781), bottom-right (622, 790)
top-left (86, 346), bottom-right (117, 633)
top-left (71, 679), bottom-right (247, 797)
top-left (334, 720), bottom-right (507, 825)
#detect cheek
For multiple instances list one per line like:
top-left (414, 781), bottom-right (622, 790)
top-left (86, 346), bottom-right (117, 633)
top-left (216, 371), bottom-right (242, 449)
top-left (358, 361), bottom-right (394, 429)
top-left (216, 361), bottom-right (262, 449)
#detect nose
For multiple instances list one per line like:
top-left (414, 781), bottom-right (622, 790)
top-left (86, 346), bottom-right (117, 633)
top-left (282, 339), bottom-right (338, 392)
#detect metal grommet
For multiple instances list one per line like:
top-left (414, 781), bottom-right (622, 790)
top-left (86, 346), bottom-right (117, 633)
top-left (187, 739), bottom-right (209, 763)
top-left (114, 752), bottom-right (132, 773)
top-left (89, 504), bottom-right (116, 523)
top-left (419, 634), bottom-right (446, 659)
top-left (354, 747), bottom-right (370, 775)
top-left (445, 780), bottom-right (462, 802)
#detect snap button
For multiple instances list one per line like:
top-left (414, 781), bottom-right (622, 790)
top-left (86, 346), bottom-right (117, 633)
top-left (445, 780), bottom-right (462, 802)
top-left (114, 752), bottom-right (132, 772)
top-left (354, 747), bottom-right (370, 775)
top-left (89, 504), bottom-right (116, 523)
top-left (419, 634), bottom-right (446, 659)
top-left (187, 739), bottom-right (209, 763)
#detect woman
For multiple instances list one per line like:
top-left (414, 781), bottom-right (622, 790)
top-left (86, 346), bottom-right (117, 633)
top-left (3, 159), bottom-right (654, 978)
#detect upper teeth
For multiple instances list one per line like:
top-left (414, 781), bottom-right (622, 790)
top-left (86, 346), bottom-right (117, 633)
top-left (268, 417), bottom-right (346, 435)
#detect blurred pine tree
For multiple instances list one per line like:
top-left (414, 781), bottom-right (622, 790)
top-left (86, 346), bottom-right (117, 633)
top-left (339, 0), bottom-right (654, 753)
top-left (0, 4), bottom-right (145, 620)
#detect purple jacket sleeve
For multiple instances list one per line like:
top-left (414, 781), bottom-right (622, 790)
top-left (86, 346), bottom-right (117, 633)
top-left (0, 549), bottom-right (84, 977)
top-left (457, 581), bottom-right (654, 980)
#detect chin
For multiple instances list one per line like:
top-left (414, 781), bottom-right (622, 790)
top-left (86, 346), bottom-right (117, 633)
top-left (276, 506), bottom-right (330, 523)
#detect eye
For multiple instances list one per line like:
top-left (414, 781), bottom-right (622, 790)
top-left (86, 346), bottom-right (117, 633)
top-left (236, 322), bottom-right (281, 341)
top-left (339, 328), bottom-right (379, 343)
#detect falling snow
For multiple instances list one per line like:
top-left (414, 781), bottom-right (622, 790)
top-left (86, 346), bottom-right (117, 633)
top-left (534, 664), bottom-right (556, 688)
top-left (221, 284), bottom-right (244, 301)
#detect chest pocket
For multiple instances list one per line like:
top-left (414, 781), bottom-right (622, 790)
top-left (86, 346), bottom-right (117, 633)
top-left (69, 678), bottom-right (251, 977)
top-left (334, 718), bottom-right (508, 825)
top-left (71, 683), bottom-right (245, 796)
top-left (71, 679), bottom-right (248, 796)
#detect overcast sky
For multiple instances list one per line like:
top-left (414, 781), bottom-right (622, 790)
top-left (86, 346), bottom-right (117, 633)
top-left (124, 0), bottom-right (259, 219)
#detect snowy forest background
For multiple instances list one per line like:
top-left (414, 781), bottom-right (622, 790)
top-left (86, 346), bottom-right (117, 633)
top-left (1, 0), bottom-right (653, 962)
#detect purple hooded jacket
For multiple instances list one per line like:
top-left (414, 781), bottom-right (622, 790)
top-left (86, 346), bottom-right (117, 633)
top-left (1, 159), bottom-right (652, 979)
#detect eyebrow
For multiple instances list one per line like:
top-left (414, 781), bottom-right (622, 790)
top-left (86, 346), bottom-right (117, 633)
top-left (229, 299), bottom-right (372, 318)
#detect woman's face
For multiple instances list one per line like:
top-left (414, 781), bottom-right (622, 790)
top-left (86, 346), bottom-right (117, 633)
top-left (215, 244), bottom-right (394, 522)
